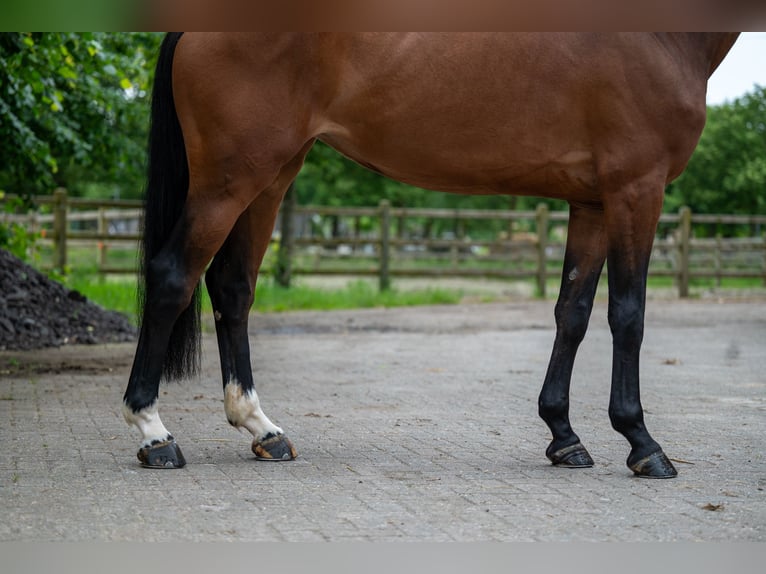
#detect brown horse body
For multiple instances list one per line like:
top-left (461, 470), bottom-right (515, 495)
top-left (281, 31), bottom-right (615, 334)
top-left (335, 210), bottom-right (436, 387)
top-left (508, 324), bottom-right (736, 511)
top-left (123, 33), bottom-right (738, 476)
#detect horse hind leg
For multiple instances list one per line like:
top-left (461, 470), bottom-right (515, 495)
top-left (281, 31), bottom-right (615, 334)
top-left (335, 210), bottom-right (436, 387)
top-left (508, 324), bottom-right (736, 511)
top-left (205, 193), bottom-right (296, 461)
top-left (538, 205), bottom-right (606, 469)
top-left (122, 223), bottom-right (204, 468)
top-left (123, 187), bottom-right (260, 467)
top-left (205, 161), bottom-right (309, 461)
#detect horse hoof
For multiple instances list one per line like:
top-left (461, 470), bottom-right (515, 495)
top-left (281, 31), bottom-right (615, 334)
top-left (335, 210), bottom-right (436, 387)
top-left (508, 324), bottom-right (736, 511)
top-left (547, 442), bottom-right (594, 468)
top-left (137, 439), bottom-right (186, 469)
top-left (252, 434), bottom-right (297, 461)
top-left (629, 450), bottom-right (678, 479)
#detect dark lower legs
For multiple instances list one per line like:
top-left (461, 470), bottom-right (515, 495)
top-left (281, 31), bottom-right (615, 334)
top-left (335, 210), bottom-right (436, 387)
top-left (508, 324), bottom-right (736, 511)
top-left (538, 196), bottom-right (676, 478)
top-left (602, 177), bottom-right (677, 478)
top-left (539, 206), bottom-right (606, 468)
top-left (606, 257), bottom-right (677, 478)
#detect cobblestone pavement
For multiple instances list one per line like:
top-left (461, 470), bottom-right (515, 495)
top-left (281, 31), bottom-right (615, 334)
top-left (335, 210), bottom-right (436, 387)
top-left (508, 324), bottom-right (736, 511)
top-left (1, 299), bottom-right (764, 541)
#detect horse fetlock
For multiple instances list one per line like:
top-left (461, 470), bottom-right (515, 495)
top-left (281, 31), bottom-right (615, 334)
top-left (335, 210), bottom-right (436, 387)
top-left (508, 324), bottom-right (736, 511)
top-left (122, 401), bottom-right (174, 448)
top-left (608, 404), bottom-right (645, 435)
top-left (223, 382), bottom-right (284, 439)
top-left (537, 397), bottom-right (569, 423)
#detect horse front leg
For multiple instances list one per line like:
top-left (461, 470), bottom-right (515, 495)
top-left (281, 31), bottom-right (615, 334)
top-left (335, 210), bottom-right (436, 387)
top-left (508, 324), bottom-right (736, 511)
top-left (538, 204), bottom-right (606, 468)
top-left (604, 178), bottom-right (677, 479)
top-left (205, 183), bottom-right (299, 462)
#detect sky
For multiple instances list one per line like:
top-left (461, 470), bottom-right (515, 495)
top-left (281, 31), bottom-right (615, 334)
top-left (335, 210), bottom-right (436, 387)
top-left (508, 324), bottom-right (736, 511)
top-left (706, 32), bottom-right (766, 106)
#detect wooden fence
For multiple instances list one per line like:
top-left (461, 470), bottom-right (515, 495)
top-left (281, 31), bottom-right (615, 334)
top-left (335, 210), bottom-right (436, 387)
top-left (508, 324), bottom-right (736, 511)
top-left (2, 188), bottom-right (765, 298)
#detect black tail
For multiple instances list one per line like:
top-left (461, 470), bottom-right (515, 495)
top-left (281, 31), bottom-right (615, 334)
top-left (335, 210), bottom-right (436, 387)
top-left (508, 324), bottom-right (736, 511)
top-left (138, 32), bottom-right (201, 381)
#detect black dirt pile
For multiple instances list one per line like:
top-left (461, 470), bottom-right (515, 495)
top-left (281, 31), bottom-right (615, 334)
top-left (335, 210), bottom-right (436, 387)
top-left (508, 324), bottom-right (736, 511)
top-left (0, 249), bottom-right (137, 351)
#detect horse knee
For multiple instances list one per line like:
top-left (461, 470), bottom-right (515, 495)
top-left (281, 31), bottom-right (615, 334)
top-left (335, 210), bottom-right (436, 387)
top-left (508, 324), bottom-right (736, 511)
top-left (554, 299), bottom-right (591, 346)
top-left (608, 300), bottom-right (645, 348)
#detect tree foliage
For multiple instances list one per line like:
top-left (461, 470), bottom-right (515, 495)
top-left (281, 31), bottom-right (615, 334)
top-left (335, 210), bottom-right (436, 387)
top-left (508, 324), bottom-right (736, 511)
top-left (0, 32), bottom-right (161, 199)
top-left (667, 85), bottom-right (766, 215)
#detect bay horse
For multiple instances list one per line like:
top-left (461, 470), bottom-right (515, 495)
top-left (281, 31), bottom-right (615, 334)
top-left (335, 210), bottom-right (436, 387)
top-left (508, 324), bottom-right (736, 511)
top-left (123, 33), bottom-right (739, 478)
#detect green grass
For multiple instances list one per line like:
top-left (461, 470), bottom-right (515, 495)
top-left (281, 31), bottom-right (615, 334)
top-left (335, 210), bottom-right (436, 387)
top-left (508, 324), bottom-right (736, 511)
top-left (66, 275), bottom-right (463, 322)
top-left (251, 279), bottom-right (461, 312)
top-left (69, 275), bottom-right (141, 318)
top-left (645, 275), bottom-right (765, 291)
top-left (66, 270), bottom-right (766, 322)
top-left (35, 236), bottom-right (766, 322)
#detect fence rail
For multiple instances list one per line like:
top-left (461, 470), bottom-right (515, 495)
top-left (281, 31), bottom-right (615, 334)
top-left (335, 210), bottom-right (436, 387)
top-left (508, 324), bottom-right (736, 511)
top-left (2, 188), bottom-right (765, 297)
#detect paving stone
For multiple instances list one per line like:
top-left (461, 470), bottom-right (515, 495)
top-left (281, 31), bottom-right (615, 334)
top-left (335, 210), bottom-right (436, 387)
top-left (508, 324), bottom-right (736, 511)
top-left (1, 300), bottom-right (764, 541)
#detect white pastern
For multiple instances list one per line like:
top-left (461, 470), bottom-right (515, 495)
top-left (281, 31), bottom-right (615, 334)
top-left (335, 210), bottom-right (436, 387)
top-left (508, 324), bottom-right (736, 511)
top-left (122, 401), bottom-right (172, 447)
top-left (224, 381), bottom-right (283, 440)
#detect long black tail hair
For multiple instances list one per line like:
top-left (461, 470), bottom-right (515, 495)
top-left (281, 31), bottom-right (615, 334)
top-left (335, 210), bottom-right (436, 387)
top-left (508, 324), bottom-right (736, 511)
top-left (138, 32), bottom-right (202, 381)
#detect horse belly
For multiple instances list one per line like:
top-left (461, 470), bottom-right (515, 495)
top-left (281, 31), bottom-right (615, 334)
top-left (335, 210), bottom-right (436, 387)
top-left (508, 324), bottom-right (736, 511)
top-left (316, 33), bottom-right (599, 199)
top-left (318, 123), bottom-right (597, 201)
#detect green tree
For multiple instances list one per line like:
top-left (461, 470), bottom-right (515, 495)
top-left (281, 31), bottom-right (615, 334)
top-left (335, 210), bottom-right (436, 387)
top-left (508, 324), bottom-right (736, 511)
top-left (666, 86), bottom-right (766, 216)
top-left (0, 32), bottom-right (162, 199)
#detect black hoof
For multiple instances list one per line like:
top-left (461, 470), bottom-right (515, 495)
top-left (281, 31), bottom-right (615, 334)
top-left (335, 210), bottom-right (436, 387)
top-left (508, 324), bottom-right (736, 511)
top-left (137, 439), bottom-right (186, 469)
top-left (629, 450), bottom-right (678, 479)
top-left (547, 442), bottom-right (594, 468)
top-left (252, 434), bottom-right (297, 461)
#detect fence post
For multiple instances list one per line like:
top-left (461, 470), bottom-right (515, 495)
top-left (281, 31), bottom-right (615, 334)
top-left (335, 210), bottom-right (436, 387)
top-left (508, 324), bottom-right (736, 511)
top-left (52, 187), bottom-right (68, 271)
top-left (97, 207), bottom-right (108, 271)
top-left (28, 211), bottom-right (40, 261)
top-left (353, 216), bottom-right (361, 254)
top-left (536, 203), bottom-right (549, 298)
top-left (379, 199), bottom-right (391, 291)
top-left (678, 206), bottom-right (691, 298)
top-left (714, 232), bottom-right (722, 288)
top-left (275, 183), bottom-right (296, 288)
top-left (762, 229), bottom-right (766, 287)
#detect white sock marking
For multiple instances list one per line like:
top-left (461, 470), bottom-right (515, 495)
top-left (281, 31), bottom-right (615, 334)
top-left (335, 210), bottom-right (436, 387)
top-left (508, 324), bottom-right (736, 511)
top-left (224, 381), bottom-right (283, 441)
top-left (122, 401), bottom-right (172, 448)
